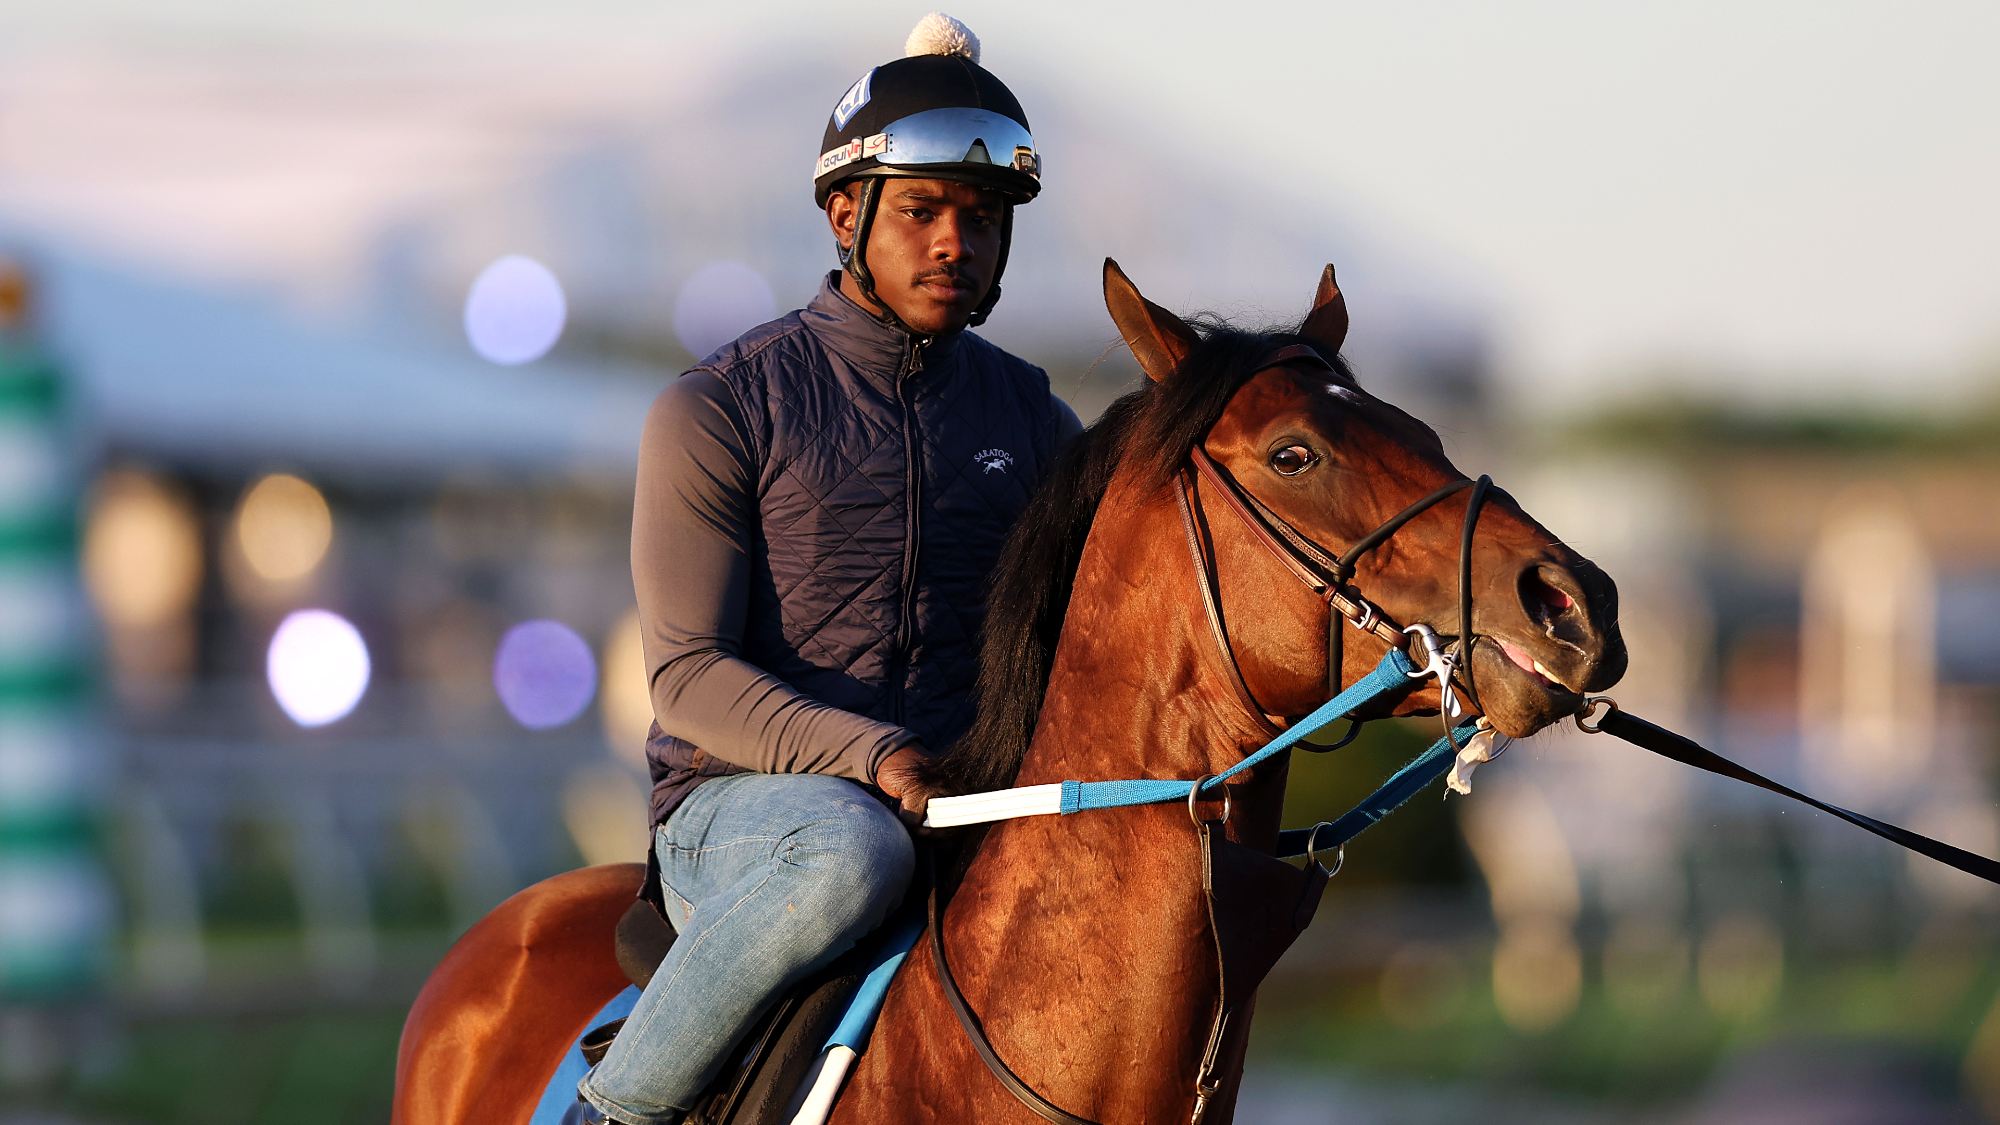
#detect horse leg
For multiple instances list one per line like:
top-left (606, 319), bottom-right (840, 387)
top-left (392, 863), bottom-right (643, 1125)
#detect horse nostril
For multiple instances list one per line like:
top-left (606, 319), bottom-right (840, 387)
top-left (1518, 565), bottom-right (1577, 629)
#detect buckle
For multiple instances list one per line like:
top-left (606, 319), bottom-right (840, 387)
top-left (1402, 624), bottom-right (1462, 719)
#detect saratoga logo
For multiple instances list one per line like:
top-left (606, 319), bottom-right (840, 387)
top-left (974, 448), bottom-right (1014, 474)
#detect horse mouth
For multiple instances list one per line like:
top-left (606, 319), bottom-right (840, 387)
top-left (1472, 635), bottom-right (1584, 734)
top-left (1494, 637), bottom-right (1572, 692)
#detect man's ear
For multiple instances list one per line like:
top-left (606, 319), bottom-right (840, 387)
top-left (1103, 258), bottom-right (1197, 384)
top-left (1300, 264), bottom-right (1349, 356)
top-left (826, 186), bottom-right (858, 252)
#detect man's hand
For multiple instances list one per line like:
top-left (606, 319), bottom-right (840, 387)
top-left (875, 745), bottom-right (948, 830)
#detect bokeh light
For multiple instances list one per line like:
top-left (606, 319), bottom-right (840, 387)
top-left (266, 609), bottom-right (371, 727)
top-left (1491, 920), bottom-right (1582, 1033)
top-left (672, 260), bottom-right (776, 361)
top-left (493, 619), bottom-right (596, 730)
top-left (463, 254), bottom-right (567, 365)
top-left (82, 469), bottom-right (203, 629)
top-left (600, 609), bottom-right (652, 766)
top-left (232, 472), bottom-right (332, 585)
top-left (562, 767), bottom-right (649, 868)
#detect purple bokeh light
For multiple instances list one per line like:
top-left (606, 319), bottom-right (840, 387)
top-left (493, 619), bottom-right (597, 730)
top-left (463, 255), bottom-right (567, 365)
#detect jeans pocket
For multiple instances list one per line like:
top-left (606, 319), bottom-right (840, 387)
top-left (652, 827), bottom-right (696, 928)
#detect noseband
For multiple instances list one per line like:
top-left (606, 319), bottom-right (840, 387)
top-left (1175, 344), bottom-right (1495, 735)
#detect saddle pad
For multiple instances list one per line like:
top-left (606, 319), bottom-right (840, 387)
top-left (523, 965), bottom-right (866, 1125)
top-left (531, 901), bottom-right (922, 1124)
top-left (529, 986), bottom-right (643, 1125)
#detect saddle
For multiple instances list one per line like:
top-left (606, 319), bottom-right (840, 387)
top-left (585, 901), bottom-right (865, 1125)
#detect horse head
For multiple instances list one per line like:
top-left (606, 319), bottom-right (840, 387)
top-left (1104, 259), bottom-right (1627, 739)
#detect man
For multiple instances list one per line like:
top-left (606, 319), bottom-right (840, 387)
top-left (572, 15), bottom-right (1081, 1124)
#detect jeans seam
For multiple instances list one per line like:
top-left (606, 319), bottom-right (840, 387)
top-left (576, 1079), bottom-right (653, 1125)
top-left (659, 836), bottom-right (785, 859)
top-left (774, 814), bottom-right (894, 868)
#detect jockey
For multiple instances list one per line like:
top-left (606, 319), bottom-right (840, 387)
top-left (571, 14), bottom-right (1081, 1124)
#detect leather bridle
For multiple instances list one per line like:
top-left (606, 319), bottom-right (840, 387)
top-left (1175, 344), bottom-right (1495, 737)
top-left (930, 346), bottom-right (1503, 1125)
top-left (930, 344), bottom-right (2000, 1125)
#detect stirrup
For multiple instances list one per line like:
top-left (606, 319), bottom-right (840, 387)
top-left (580, 1017), bottom-right (626, 1068)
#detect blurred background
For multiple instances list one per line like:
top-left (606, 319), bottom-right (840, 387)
top-left (1, 2), bottom-right (1996, 1122)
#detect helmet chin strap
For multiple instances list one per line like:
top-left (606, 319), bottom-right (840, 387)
top-left (838, 176), bottom-right (1014, 334)
top-left (966, 204), bottom-right (1010, 328)
top-left (838, 178), bottom-right (920, 337)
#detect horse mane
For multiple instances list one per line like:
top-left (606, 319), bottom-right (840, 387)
top-left (927, 318), bottom-right (1356, 795)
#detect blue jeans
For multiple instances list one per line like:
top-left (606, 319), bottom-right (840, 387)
top-left (578, 772), bottom-right (915, 1125)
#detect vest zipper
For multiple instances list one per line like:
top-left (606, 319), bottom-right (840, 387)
top-left (890, 333), bottom-right (931, 721)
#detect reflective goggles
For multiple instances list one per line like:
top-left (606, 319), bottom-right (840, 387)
top-left (819, 106), bottom-right (1040, 183)
top-left (874, 106), bottom-right (1039, 178)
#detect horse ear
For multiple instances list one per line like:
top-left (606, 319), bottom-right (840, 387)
top-left (1103, 258), bottom-right (1197, 384)
top-left (1300, 263), bottom-right (1349, 355)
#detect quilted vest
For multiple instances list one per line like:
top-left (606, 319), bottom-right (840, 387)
top-left (644, 274), bottom-right (1066, 824)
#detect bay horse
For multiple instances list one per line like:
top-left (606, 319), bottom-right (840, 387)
top-left (393, 261), bottom-right (1625, 1124)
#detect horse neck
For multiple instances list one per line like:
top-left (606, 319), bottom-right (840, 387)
top-left (938, 466), bottom-right (1291, 1118)
top-left (1012, 469), bottom-right (1282, 793)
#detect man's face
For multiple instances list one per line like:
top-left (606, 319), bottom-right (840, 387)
top-left (827, 178), bottom-right (1008, 336)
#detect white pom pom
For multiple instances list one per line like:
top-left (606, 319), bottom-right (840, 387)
top-left (905, 12), bottom-right (980, 63)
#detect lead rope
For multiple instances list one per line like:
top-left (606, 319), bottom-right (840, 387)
top-left (1573, 699), bottom-right (2000, 885)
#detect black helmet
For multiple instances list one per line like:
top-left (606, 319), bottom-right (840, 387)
top-left (815, 14), bottom-right (1040, 328)
top-left (813, 15), bottom-right (1041, 206)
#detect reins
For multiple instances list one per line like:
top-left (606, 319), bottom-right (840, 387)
top-left (920, 346), bottom-right (2000, 1125)
top-left (925, 345), bottom-right (1498, 1125)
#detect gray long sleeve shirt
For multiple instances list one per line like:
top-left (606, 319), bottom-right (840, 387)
top-left (635, 274), bottom-right (1081, 825)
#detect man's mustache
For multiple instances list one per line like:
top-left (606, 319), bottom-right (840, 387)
top-left (915, 267), bottom-right (978, 289)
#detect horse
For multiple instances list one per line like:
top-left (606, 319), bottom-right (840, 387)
top-left (392, 260), bottom-right (1626, 1124)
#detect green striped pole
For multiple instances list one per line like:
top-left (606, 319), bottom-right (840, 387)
top-left (0, 302), bottom-right (112, 1085)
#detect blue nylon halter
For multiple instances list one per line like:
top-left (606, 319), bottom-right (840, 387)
top-left (1056, 648), bottom-right (1418, 815)
top-left (1048, 647), bottom-right (1479, 857)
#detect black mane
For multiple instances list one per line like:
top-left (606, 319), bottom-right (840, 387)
top-left (926, 319), bottom-right (1353, 795)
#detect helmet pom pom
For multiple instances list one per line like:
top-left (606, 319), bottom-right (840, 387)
top-left (905, 12), bottom-right (980, 63)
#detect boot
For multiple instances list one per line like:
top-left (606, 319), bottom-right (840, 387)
top-left (560, 1099), bottom-right (612, 1125)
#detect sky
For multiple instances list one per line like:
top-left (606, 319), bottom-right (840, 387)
top-left (4, 0), bottom-right (1997, 408)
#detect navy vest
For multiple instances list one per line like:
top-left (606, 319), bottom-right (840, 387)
top-left (644, 274), bottom-right (1066, 824)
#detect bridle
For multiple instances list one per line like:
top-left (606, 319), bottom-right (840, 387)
top-left (928, 345), bottom-right (1505, 1125)
top-left (925, 344), bottom-right (2000, 1125)
top-left (1176, 344), bottom-right (1495, 741)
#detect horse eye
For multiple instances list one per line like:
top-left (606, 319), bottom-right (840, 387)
top-left (1269, 444), bottom-right (1316, 476)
